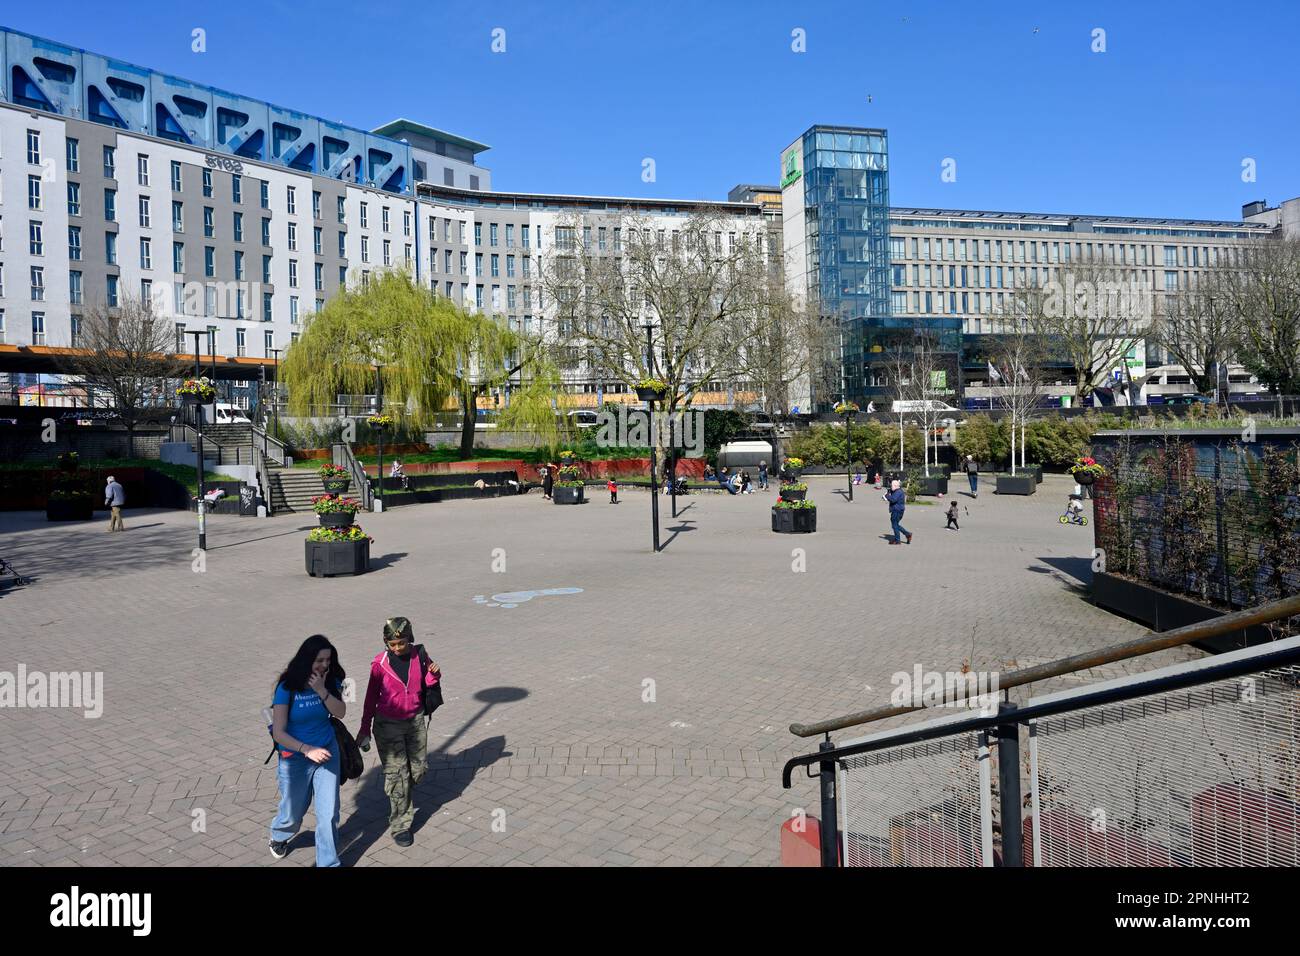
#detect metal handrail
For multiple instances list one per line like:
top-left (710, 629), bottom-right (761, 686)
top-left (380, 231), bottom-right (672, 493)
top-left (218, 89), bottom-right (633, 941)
top-left (252, 423), bottom-right (288, 466)
top-left (333, 442), bottom-right (372, 511)
top-left (254, 445), bottom-right (273, 516)
top-left (789, 593), bottom-right (1300, 739)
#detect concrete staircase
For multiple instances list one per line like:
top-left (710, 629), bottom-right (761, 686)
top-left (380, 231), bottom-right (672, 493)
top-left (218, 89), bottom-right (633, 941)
top-left (268, 467), bottom-right (328, 513)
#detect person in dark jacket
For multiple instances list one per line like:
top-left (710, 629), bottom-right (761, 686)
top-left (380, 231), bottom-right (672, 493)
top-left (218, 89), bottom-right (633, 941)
top-left (964, 455), bottom-right (979, 497)
top-left (541, 465), bottom-right (554, 500)
top-left (884, 479), bottom-right (912, 545)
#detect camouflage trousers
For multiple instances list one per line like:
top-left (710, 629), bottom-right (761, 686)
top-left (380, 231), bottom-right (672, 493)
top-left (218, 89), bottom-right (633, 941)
top-left (373, 715), bottom-right (428, 834)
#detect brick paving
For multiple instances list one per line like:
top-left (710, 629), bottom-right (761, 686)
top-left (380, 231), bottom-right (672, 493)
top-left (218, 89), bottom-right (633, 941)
top-left (0, 475), bottom-right (1200, 866)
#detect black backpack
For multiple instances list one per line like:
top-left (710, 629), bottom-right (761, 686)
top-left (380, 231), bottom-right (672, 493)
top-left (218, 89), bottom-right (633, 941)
top-left (414, 644), bottom-right (444, 718)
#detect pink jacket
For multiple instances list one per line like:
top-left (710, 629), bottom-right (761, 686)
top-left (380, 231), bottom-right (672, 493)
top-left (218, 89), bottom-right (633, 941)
top-left (358, 648), bottom-right (441, 739)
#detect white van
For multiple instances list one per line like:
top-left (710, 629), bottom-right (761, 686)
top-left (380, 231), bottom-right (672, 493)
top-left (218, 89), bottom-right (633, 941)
top-left (201, 403), bottom-right (253, 425)
top-left (891, 400), bottom-right (958, 414)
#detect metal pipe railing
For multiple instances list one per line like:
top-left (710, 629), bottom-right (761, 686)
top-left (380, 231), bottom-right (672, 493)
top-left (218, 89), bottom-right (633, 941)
top-left (790, 593), bottom-right (1300, 739)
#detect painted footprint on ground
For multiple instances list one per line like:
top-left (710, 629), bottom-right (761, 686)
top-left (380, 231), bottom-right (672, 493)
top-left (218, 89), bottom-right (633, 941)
top-left (473, 587), bottom-right (584, 609)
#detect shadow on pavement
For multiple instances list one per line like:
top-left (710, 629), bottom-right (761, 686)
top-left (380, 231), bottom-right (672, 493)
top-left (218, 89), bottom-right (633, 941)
top-left (1035, 555), bottom-right (1094, 590)
top-left (369, 551), bottom-right (408, 571)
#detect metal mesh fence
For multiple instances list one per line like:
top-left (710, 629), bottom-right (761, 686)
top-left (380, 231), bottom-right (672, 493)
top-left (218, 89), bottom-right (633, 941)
top-left (1028, 662), bottom-right (1300, 866)
top-left (1091, 431), bottom-right (1300, 612)
top-left (838, 727), bottom-right (994, 867)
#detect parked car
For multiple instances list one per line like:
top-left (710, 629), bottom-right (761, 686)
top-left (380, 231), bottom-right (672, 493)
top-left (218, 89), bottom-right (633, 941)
top-left (891, 400), bottom-right (959, 414)
top-left (1164, 393), bottom-right (1214, 406)
top-left (566, 410), bottom-right (601, 429)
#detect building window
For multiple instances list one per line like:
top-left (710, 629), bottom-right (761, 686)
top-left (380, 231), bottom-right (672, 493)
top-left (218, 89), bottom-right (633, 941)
top-left (383, 240), bottom-right (391, 266)
top-left (26, 129), bottom-right (41, 165)
top-left (31, 312), bottom-right (46, 345)
top-left (137, 154), bottom-right (150, 187)
top-left (287, 222), bottom-right (297, 251)
top-left (141, 278), bottom-right (153, 306)
top-left (290, 296), bottom-right (299, 324)
top-left (338, 232), bottom-right (347, 258)
top-left (105, 232), bottom-right (117, 265)
top-left (31, 266), bottom-right (45, 301)
top-left (403, 210), bottom-right (411, 237)
top-left (204, 207), bottom-right (214, 238)
top-left (314, 262), bottom-right (323, 291)
top-left (263, 291), bottom-right (273, 322)
top-left (286, 186), bottom-right (297, 215)
top-left (289, 260), bottom-right (299, 288)
top-left (361, 237), bottom-right (369, 263)
top-left (259, 180), bottom-right (269, 209)
top-left (231, 174), bottom-right (242, 204)
top-left (1164, 270), bottom-right (1178, 292)
top-left (103, 145), bottom-right (116, 179)
top-left (68, 226), bottom-right (82, 261)
top-left (314, 227), bottom-right (322, 256)
top-left (313, 191), bottom-right (321, 220)
top-left (506, 255), bottom-right (515, 278)
top-left (173, 241), bottom-right (184, 273)
top-left (138, 196), bottom-right (151, 228)
top-left (474, 223), bottom-right (482, 246)
top-left (171, 160), bottom-right (182, 192)
top-left (264, 330), bottom-right (274, 354)
top-left (490, 223), bottom-right (499, 247)
top-left (262, 255), bottom-right (272, 284)
top-left (262, 218), bottom-right (271, 246)
top-left (522, 225), bottom-right (530, 249)
top-left (107, 275), bottom-right (119, 307)
top-left (202, 168), bottom-right (213, 198)
top-left (69, 271), bottom-right (83, 305)
top-left (234, 212), bottom-right (244, 243)
top-left (236, 328), bottom-right (246, 357)
top-left (382, 207), bottom-right (390, 232)
top-left (172, 200), bottom-right (184, 232)
top-left (337, 196), bottom-right (346, 223)
top-left (204, 246), bottom-right (215, 277)
top-left (234, 250), bottom-right (245, 280)
top-left (360, 202), bottom-right (369, 228)
top-left (491, 254), bottom-right (499, 277)
top-left (28, 175), bottom-right (42, 210)
top-left (29, 221), bottom-right (43, 256)
top-left (140, 237), bottom-right (152, 269)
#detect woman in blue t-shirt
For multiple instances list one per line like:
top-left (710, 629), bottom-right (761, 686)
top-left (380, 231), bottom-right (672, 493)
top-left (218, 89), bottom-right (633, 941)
top-left (268, 634), bottom-right (347, 867)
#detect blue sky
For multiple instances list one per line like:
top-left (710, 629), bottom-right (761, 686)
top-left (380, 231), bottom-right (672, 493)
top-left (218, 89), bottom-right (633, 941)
top-left (10, 0), bottom-right (1299, 219)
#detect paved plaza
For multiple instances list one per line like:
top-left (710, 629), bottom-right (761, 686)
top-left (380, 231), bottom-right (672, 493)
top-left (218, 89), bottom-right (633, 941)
top-left (0, 475), bottom-right (1201, 867)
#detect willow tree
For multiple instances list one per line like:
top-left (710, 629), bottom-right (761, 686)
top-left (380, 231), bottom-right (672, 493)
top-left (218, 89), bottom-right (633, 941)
top-left (282, 269), bottom-right (561, 457)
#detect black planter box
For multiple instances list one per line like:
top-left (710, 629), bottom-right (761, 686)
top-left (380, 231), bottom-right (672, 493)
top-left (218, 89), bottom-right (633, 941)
top-left (1075, 472), bottom-right (1096, 486)
top-left (553, 486), bottom-right (585, 505)
top-left (46, 499), bottom-right (95, 521)
top-left (635, 387), bottom-right (666, 402)
top-left (318, 511), bottom-right (356, 527)
top-left (1021, 464), bottom-right (1043, 484)
top-left (914, 475), bottom-right (948, 496)
top-left (996, 475), bottom-right (1036, 495)
top-left (1091, 572), bottom-right (1274, 652)
top-left (779, 486), bottom-right (807, 501)
top-left (772, 507), bottom-right (817, 533)
top-left (321, 478), bottom-right (351, 494)
top-left (305, 538), bottom-right (370, 577)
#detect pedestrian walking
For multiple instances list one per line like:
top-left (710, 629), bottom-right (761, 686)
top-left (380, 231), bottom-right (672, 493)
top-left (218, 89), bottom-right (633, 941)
top-left (946, 499), bottom-right (960, 531)
top-left (964, 455), bottom-right (979, 498)
top-left (104, 475), bottom-right (126, 531)
top-left (268, 634), bottom-right (347, 866)
top-left (356, 617), bottom-right (441, 848)
top-left (884, 479), bottom-right (912, 545)
top-left (758, 460), bottom-right (769, 491)
top-left (541, 465), bottom-right (554, 500)
top-left (607, 476), bottom-right (619, 504)
top-left (873, 472), bottom-right (882, 490)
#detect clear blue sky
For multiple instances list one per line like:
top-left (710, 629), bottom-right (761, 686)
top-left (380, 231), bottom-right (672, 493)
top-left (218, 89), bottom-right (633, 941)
top-left (10, 0), bottom-right (1298, 219)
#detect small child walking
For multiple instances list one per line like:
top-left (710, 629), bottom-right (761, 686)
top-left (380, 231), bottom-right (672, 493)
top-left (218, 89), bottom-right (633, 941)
top-left (607, 477), bottom-right (618, 504)
top-left (945, 499), bottom-right (960, 531)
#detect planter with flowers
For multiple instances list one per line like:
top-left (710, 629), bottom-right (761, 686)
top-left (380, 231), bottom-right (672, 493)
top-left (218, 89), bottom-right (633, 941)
top-left (772, 498), bottom-right (817, 534)
top-left (1069, 456), bottom-right (1106, 487)
top-left (305, 524), bottom-right (372, 577)
top-left (634, 377), bottom-right (668, 402)
top-left (367, 413), bottom-right (394, 431)
top-left (177, 377), bottom-right (217, 406)
top-left (782, 456), bottom-right (805, 481)
top-left (312, 494), bottom-right (362, 528)
top-left (318, 463), bottom-right (351, 495)
top-left (834, 401), bottom-right (860, 416)
top-left (553, 463), bottom-right (585, 504)
top-left (46, 452), bottom-right (94, 521)
top-left (779, 480), bottom-right (808, 502)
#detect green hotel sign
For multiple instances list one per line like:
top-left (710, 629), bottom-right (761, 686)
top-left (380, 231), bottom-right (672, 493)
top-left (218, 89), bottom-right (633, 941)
top-left (781, 146), bottom-right (801, 188)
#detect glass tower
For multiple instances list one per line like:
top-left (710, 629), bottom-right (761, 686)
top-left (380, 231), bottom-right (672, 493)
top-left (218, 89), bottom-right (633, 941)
top-left (790, 126), bottom-right (891, 404)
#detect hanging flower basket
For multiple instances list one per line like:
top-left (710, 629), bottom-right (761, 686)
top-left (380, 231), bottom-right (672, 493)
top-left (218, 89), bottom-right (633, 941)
top-left (634, 377), bottom-right (667, 402)
top-left (367, 414), bottom-right (394, 430)
top-left (835, 402), bottom-right (860, 416)
top-left (1069, 456), bottom-right (1106, 485)
top-left (312, 494), bottom-right (361, 527)
top-left (318, 463), bottom-right (351, 494)
top-left (177, 377), bottom-right (216, 404)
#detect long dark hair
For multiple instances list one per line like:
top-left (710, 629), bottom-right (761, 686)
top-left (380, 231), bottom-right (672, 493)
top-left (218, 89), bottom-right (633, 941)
top-left (275, 634), bottom-right (346, 694)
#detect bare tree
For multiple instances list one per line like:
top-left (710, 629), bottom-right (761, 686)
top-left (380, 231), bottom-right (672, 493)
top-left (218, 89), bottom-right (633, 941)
top-left (60, 296), bottom-right (188, 457)
top-left (539, 208), bottom-right (774, 473)
top-left (989, 331), bottom-right (1048, 474)
top-left (1221, 237), bottom-right (1300, 415)
top-left (1016, 249), bottom-right (1151, 404)
top-left (1154, 267), bottom-right (1236, 400)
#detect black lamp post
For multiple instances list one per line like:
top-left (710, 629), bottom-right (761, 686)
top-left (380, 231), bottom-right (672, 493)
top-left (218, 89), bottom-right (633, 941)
top-left (373, 364), bottom-right (385, 511)
top-left (842, 406), bottom-right (858, 502)
top-left (643, 323), bottom-right (660, 553)
top-left (268, 348), bottom-right (283, 438)
top-left (184, 330), bottom-right (209, 551)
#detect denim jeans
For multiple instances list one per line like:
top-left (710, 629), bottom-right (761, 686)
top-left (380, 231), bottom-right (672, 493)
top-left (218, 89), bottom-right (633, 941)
top-left (890, 512), bottom-right (910, 542)
top-left (967, 473), bottom-right (978, 494)
top-left (270, 749), bottom-right (341, 867)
